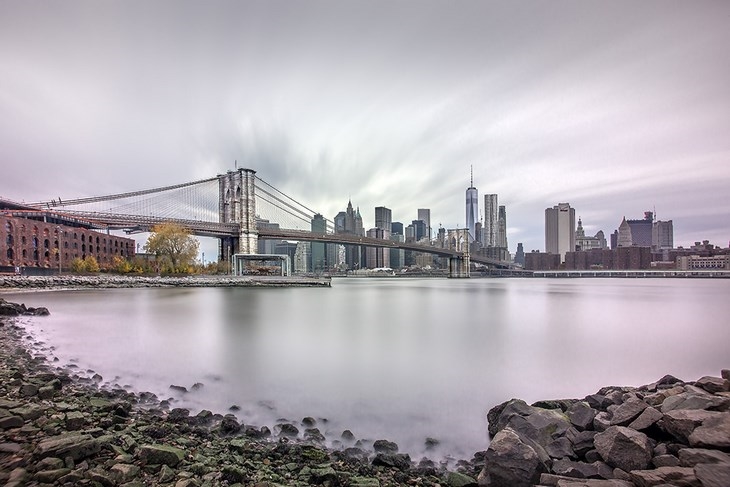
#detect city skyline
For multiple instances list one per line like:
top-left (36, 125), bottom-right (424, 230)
top-left (1, 1), bottom-right (729, 255)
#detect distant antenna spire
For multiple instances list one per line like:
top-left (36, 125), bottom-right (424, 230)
top-left (470, 165), bottom-right (473, 187)
top-left (235, 160), bottom-right (238, 169)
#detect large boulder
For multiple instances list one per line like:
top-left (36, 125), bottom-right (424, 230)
top-left (480, 427), bottom-right (548, 487)
top-left (661, 409), bottom-right (721, 443)
top-left (138, 444), bottom-right (185, 467)
top-left (630, 466), bottom-right (699, 487)
top-left (694, 463), bottom-right (730, 487)
top-left (609, 398), bottom-right (648, 426)
top-left (489, 399), bottom-right (572, 447)
top-left (35, 433), bottom-right (100, 461)
top-left (688, 412), bottom-right (730, 448)
top-left (594, 426), bottom-right (652, 472)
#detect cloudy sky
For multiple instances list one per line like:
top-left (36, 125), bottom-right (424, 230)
top-left (2, 0), bottom-right (729, 256)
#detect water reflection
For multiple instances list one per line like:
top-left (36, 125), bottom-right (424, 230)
top-left (7, 278), bottom-right (729, 460)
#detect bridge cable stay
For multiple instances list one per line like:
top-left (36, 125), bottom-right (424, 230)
top-left (255, 176), bottom-right (335, 232)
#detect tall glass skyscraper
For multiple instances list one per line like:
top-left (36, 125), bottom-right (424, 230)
top-left (465, 168), bottom-right (478, 242)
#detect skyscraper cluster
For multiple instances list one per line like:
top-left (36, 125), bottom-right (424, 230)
top-left (466, 171), bottom-right (510, 261)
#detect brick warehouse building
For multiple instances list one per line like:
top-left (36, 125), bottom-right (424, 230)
top-left (1, 213), bottom-right (135, 272)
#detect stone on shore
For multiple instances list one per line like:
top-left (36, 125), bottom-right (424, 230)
top-left (35, 433), bottom-right (100, 461)
top-left (138, 444), bottom-right (186, 467)
top-left (594, 426), bottom-right (653, 472)
top-left (480, 427), bottom-right (548, 486)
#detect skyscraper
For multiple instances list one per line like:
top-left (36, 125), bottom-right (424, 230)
top-left (545, 203), bottom-right (576, 260)
top-left (497, 205), bottom-right (508, 249)
top-left (417, 208), bottom-right (431, 241)
top-left (375, 206), bottom-right (392, 233)
top-left (465, 168), bottom-right (478, 242)
top-left (483, 194), bottom-right (498, 247)
top-left (310, 213), bottom-right (327, 271)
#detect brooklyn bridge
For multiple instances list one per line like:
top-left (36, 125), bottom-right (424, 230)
top-left (1, 168), bottom-right (513, 277)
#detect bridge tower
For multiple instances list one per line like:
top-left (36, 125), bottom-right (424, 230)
top-left (218, 168), bottom-right (258, 263)
top-left (446, 228), bottom-right (471, 278)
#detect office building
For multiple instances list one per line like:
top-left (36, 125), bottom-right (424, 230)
top-left (652, 219), bottom-right (674, 250)
top-left (497, 205), bottom-right (508, 249)
top-left (310, 213), bottom-right (327, 271)
top-left (545, 203), bottom-right (576, 261)
top-left (483, 194), bottom-right (498, 247)
top-left (514, 243), bottom-right (525, 267)
top-left (334, 200), bottom-right (365, 270)
top-left (375, 206), bottom-right (392, 233)
top-left (417, 209), bottom-right (431, 241)
top-left (391, 221), bottom-right (404, 236)
top-left (389, 233), bottom-right (405, 269)
top-left (616, 211), bottom-right (673, 250)
top-left (366, 228), bottom-right (390, 269)
top-left (465, 170), bottom-right (478, 243)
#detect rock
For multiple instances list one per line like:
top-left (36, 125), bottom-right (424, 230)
top-left (688, 412), bottom-right (730, 448)
top-left (159, 464), bottom-right (176, 483)
top-left (480, 427), bottom-right (548, 487)
top-left (0, 415), bottom-right (24, 429)
top-left (694, 463), bottom-right (730, 487)
top-left (38, 385), bottom-right (55, 399)
top-left (373, 439), bottom-right (399, 454)
top-left (547, 437), bottom-right (576, 459)
top-left (34, 468), bottom-right (71, 483)
top-left (167, 407), bottom-right (190, 423)
top-left (567, 429), bottom-right (596, 457)
top-left (627, 406), bottom-right (663, 431)
top-left (609, 398), bottom-right (648, 426)
top-left (169, 384), bottom-right (188, 393)
top-left (19, 383), bottom-right (39, 397)
top-left (722, 369), bottom-right (730, 381)
top-left (661, 391), bottom-right (730, 413)
top-left (219, 415), bottom-right (241, 434)
top-left (493, 399), bottom-right (572, 447)
top-left (445, 471), bottom-right (477, 487)
top-left (277, 422), bottom-right (299, 437)
top-left (568, 402), bottom-right (598, 431)
top-left (593, 426), bottom-right (652, 472)
top-left (629, 466), bottom-right (698, 487)
top-left (372, 452), bottom-right (411, 470)
top-left (695, 376), bottom-right (730, 394)
top-left (138, 444), bottom-right (185, 467)
top-left (110, 463), bottom-right (140, 483)
top-left (350, 476), bottom-right (381, 487)
top-left (10, 404), bottom-right (45, 420)
top-left (65, 411), bottom-right (86, 431)
top-left (678, 447), bottom-right (730, 467)
top-left (661, 409), bottom-right (721, 443)
top-left (35, 433), bottom-right (100, 461)
top-left (310, 466), bottom-right (338, 483)
top-left (652, 454), bottom-right (679, 467)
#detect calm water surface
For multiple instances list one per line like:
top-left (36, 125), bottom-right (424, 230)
top-left (7, 278), bottom-right (730, 460)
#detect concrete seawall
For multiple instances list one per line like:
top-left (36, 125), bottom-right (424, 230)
top-left (0, 274), bottom-right (331, 289)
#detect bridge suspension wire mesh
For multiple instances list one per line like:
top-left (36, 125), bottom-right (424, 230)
top-left (255, 176), bottom-right (334, 233)
top-left (32, 177), bottom-right (221, 224)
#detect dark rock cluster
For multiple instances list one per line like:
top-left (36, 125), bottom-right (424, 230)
top-left (0, 276), bottom-right (330, 289)
top-left (0, 298), bottom-right (49, 317)
top-left (479, 373), bottom-right (730, 486)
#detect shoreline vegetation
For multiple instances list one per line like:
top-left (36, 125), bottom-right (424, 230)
top-left (2, 297), bottom-right (730, 487)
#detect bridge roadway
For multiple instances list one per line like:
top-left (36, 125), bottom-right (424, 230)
top-left (3, 207), bottom-right (511, 268)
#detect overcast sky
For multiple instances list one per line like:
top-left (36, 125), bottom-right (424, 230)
top-left (2, 0), bottom-right (729, 256)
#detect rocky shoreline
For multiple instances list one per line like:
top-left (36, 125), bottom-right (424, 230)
top-left (2, 297), bottom-right (729, 487)
top-left (0, 275), bottom-right (331, 290)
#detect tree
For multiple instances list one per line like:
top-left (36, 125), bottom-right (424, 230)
top-left (143, 223), bottom-right (200, 273)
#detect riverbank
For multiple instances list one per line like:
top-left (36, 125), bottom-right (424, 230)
top-left (2, 296), bottom-right (729, 486)
top-left (0, 274), bottom-right (331, 290)
top-left (0, 300), bottom-right (481, 487)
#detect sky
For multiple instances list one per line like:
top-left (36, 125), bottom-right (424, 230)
top-left (2, 0), bottom-right (729, 258)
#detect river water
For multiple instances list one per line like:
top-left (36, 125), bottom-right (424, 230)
top-left (6, 278), bottom-right (729, 461)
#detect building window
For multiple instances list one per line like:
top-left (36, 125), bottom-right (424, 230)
top-left (7, 248), bottom-right (13, 260)
top-left (44, 239), bottom-right (50, 249)
top-left (32, 236), bottom-right (39, 248)
top-left (21, 236), bottom-right (26, 245)
top-left (5, 234), bottom-right (12, 246)
top-left (4, 221), bottom-right (11, 232)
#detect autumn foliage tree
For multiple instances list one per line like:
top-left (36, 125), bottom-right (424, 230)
top-left (143, 223), bottom-right (200, 273)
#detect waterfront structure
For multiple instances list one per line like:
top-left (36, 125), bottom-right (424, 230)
top-left (365, 227), bottom-right (390, 269)
top-left (417, 209), bottom-right (431, 241)
top-left (483, 194), bottom-right (498, 248)
top-left (525, 251), bottom-right (561, 271)
top-left (1, 214), bottom-right (135, 272)
top-left (545, 203), bottom-right (576, 261)
top-left (677, 254), bottom-right (730, 270)
top-left (465, 169), bottom-right (478, 243)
